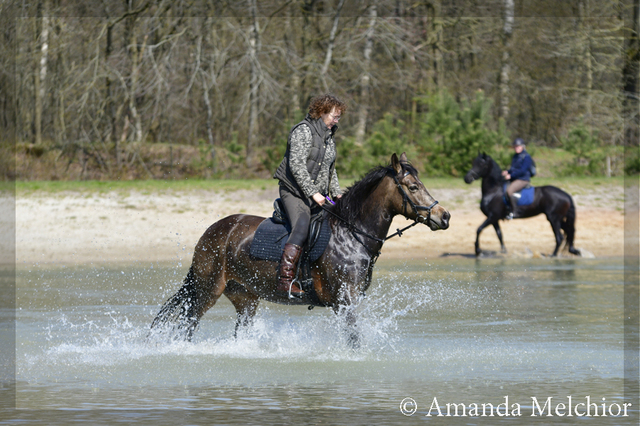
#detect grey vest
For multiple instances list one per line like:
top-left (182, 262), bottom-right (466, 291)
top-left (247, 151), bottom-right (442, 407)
top-left (273, 115), bottom-right (337, 198)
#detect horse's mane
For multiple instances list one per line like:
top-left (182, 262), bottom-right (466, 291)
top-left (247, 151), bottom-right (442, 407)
top-left (332, 161), bottom-right (418, 223)
top-left (483, 154), bottom-right (504, 183)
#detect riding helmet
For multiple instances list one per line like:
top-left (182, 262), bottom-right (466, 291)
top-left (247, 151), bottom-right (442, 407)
top-left (512, 137), bottom-right (525, 147)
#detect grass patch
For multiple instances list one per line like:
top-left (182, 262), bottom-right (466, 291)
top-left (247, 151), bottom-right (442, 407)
top-left (16, 178), bottom-right (276, 196)
top-left (14, 175), bottom-right (625, 198)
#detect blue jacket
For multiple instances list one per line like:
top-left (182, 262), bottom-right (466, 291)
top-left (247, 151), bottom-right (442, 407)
top-left (508, 150), bottom-right (533, 181)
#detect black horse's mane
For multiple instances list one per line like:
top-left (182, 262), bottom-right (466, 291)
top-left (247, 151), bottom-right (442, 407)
top-left (331, 161), bottom-right (418, 223)
top-left (482, 153), bottom-right (504, 183)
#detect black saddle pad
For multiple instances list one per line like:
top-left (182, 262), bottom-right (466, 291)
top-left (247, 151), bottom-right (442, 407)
top-left (250, 216), bottom-right (331, 262)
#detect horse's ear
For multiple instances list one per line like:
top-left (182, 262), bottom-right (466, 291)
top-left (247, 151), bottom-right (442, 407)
top-left (399, 152), bottom-right (408, 163)
top-left (391, 153), bottom-right (402, 174)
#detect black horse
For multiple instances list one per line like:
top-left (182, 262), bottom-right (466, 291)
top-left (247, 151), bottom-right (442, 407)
top-left (464, 153), bottom-right (579, 257)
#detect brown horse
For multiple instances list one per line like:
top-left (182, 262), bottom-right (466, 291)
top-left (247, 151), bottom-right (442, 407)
top-left (149, 153), bottom-right (450, 346)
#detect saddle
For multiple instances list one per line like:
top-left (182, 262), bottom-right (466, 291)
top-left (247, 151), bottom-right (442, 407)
top-left (250, 199), bottom-right (331, 301)
top-left (249, 199), bottom-right (331, 264)
top-left (502, 183), bottom-right (535, 206)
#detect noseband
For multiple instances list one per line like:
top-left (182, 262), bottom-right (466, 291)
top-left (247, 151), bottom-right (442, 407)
top-left (393, 173), bottom-right (439, 227)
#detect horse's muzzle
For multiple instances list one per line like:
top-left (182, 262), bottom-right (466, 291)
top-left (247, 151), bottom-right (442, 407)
top-left (464, 172), bottom-right (476, 184)
top-left (428, 208), bottom-right (450, 230)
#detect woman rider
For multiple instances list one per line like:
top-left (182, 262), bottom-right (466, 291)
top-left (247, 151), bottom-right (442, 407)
top-left (502, 137), bottom-right (533, 220)
top-left (273, 94), bottom-right (346, 297)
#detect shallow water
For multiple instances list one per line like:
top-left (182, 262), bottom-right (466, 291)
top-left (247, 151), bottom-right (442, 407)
top-left (6, 257), bottom-right (638, 424)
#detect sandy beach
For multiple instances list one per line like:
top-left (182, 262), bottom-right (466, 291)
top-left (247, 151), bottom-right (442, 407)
top-left (11, 180), bottom-right (628, 266)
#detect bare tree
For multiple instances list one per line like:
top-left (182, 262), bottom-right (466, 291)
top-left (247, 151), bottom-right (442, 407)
top-left (246, 0), bottom-right (261, 168)
top-left (320, 0), bottom-right (345, 91)
top-left (355, 3), bottom-right (376, 146)
top-left (499, 0), bottom-right (514, 121)
top-left (34, 0), bottom-right (51, 146)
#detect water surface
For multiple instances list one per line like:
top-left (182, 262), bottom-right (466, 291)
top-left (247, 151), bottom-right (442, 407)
top-left (8, 257), bottom-right (636, 424)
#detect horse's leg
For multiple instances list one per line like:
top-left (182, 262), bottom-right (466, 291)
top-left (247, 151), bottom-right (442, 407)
top-left (224, 280), bottom-right (260, 338)
top-left (325, 270), bottom-right (364, 349)
top-left (150, 231), bottom-right (230, 341)
top-left (333, 304), bottom-right (360, 349)
top-left (547, 215), bottom-right (564, 257)
top-left (149, 264), bottom-right (225, 341)
top-left (475, 217), bottom-right (494, 256)
top-left (492, 222), bottom-right (507, 253)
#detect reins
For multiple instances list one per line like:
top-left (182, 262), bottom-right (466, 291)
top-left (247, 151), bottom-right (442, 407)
top-left (320, 172), bottom-right (439, 258)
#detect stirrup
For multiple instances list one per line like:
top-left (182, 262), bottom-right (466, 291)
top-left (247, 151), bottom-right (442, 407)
top-left (506, 212), bottom-right (513, 220)
top-left (287, 278), bottom-right (304, 299)
top-left (277, 278), bottom-right (304, 299)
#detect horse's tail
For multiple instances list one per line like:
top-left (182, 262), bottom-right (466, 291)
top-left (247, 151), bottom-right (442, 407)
top-left (148, 266), bottom-right (201, 341)
top-left (561, 196), bottom-right (577, 253)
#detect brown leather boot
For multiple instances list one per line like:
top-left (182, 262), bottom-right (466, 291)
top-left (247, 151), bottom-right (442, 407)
top-left (276, 243), bottom-right (304, 297)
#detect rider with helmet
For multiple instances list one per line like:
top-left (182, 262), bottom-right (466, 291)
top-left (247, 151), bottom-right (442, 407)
top-left (502, 137), bottom-right (533, 220)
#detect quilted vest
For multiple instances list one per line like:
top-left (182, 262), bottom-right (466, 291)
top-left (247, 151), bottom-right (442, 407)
top-left (273, 114), bottom-right (336, 198)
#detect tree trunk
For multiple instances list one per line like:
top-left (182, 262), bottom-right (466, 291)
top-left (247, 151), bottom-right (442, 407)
top-left (284, 9), bottom-right (301, 118)
top-left (623, 0), bottom-right (639, 149)
top-left (320, 0), bottom-right (345, 91)
top-left (355, 4), bottom-right (376, 146)
top-left (201, 23), bottom-right (216, 176)
top-left (580, 0), bottom-right (593, 121)
top-left (427, 1), bottom-right (443, 92)
top-left (246, 0), bottom-right (260, 169)
top-left (128, 28), bottom-right (145, 144)
top-left (35, 0), bottom-right (50, 146)
top-left (499, 0), bottom-right (514, 121)
top-left (105, 22), bottom-right (120, 168)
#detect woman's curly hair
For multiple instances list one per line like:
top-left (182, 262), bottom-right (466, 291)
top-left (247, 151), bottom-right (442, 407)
top-left (308, 94), bottom-right (347, 119)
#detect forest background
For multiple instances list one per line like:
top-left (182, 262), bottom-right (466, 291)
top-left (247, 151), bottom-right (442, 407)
top-left (1, 0), bottom-right (638, 182)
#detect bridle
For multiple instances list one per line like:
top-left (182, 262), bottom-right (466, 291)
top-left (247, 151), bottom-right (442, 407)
top-left (392, 173), bottom-right (439, 227)
top-left (321, 169), bottom-right (439, 258)
top-left (466, 169), bottom-right (480, 181)
top-left (466, 158), bottom-right (490, 181)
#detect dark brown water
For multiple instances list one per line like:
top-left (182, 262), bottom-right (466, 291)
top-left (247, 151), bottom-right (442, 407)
top-left (6, 257), bottom-right (638, 424)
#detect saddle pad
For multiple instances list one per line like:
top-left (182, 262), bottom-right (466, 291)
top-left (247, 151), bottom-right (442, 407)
top-left (502, 184), bottom-right (535, 206)
top-left (516, 186), bottom-right (535, 206)
top-left (250, 217), bottom-right (331, 262)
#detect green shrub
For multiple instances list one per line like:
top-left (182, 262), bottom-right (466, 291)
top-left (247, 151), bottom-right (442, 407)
top-left (334, 89), bottom-right (510, 178)
top-left (561, 121), bottom-right (605, 175)
top-left (414, 90), bottom-right (509, 176)
top-left (336, 137), bottom-right (373, 178)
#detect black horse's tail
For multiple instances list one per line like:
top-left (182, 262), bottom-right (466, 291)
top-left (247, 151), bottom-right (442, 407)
top-left (561, 197), bottom-right (579, 254)
top-left (148, 266), bottom-right (201, 341)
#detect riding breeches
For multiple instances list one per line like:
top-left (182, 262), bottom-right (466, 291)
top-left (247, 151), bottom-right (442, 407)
top-left (506, 179), bottom-right (529, 197)
top-left (279, 185), bottom-right (320, 247)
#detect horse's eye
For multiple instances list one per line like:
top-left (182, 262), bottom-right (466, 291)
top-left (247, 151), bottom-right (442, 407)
top-left (409, 185), bottom-right (419, 192)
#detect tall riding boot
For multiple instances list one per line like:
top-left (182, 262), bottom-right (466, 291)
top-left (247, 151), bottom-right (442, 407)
top-left (276, 243), bottom-right (304, 297)
top-left (508, 195), bottom-right (518, 219)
